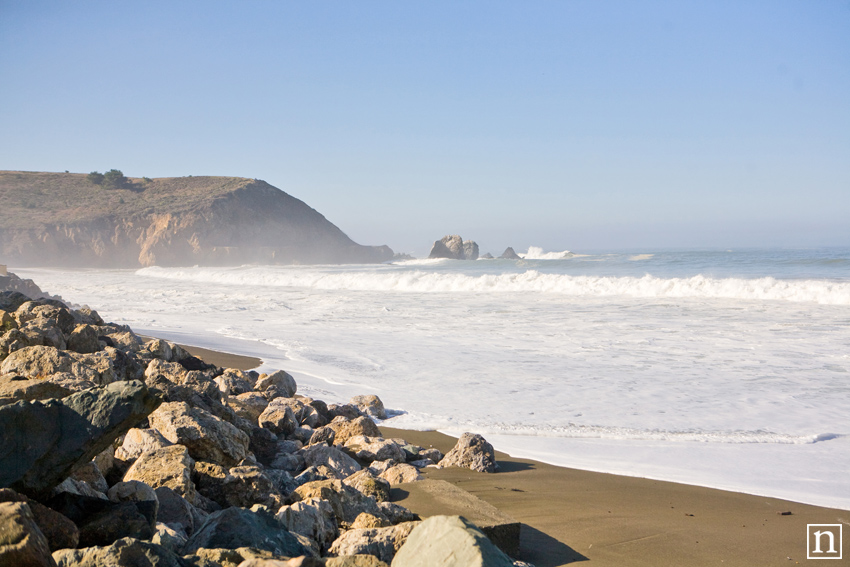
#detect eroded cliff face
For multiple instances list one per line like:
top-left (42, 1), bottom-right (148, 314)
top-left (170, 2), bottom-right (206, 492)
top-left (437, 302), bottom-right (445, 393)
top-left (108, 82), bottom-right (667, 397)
top-left (0, 172), bottom-right (392, 267)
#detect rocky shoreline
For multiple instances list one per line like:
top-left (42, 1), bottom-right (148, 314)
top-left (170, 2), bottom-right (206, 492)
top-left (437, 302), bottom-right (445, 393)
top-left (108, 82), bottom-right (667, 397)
top-left (0, 274), bottom-right (528, 567)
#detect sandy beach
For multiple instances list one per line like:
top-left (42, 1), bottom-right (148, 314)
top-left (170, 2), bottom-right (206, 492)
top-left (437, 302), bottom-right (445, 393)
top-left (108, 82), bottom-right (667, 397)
top-left (177, 342), bottom-right (848, 566)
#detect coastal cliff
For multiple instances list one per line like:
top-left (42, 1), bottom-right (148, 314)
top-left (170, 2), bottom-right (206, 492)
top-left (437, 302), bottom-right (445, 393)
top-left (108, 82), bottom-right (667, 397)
top-left (0, 171), bottom-right (392, 267)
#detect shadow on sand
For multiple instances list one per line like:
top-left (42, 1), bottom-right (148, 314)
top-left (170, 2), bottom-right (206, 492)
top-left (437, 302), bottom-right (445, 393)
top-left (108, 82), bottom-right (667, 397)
top-left (517, 523), bottom-right (589, 566)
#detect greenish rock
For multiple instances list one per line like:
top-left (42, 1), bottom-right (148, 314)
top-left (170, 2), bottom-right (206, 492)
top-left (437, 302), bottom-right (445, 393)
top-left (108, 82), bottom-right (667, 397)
top-left (0, 380), bottom-right (161, 498)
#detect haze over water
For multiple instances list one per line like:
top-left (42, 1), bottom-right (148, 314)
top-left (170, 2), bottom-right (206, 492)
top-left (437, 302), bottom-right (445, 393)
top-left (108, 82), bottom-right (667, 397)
top-left (19, 246), bottom-right (850, 509)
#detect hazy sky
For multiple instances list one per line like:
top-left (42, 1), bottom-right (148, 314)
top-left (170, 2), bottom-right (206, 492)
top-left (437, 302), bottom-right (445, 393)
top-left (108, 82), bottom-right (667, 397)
top-left (1, 1), bottom-right (848, 255)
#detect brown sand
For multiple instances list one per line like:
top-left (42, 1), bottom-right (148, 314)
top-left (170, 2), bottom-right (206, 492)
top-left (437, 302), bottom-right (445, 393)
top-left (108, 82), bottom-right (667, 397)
top-left (382, 427), bottom-right (848, 567)
top-left (139, 335), bottom-right (262, 371)
top-left (153, 337), bottom-right (846, 566)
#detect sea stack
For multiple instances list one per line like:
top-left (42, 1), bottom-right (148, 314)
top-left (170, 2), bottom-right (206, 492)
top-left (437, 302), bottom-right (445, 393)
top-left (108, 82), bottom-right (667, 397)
top-left (428, 235), bottom-right (479, 260)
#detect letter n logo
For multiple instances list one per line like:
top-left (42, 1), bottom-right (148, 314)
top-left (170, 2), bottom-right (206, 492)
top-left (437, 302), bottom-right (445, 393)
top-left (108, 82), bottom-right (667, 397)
top-left (808, 524), bottom-right (843, 560)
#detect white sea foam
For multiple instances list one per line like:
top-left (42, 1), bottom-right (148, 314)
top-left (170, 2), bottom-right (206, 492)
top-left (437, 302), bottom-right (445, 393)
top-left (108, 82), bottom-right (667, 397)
top-left (136, 266), bottom-right (850, 305)
top-left (17, 251), bottom-right (850, 508)
top-left (520, 246), bottom-right (573, 259)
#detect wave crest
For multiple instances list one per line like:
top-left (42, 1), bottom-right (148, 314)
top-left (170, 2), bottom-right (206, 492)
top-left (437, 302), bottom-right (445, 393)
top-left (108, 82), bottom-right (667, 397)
top-left (137, 266), bottom-right (850, 305)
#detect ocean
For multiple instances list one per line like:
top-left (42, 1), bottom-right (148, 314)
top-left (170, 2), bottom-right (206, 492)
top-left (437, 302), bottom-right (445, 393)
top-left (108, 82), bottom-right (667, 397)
top-left (17, 247), bottom-right (850, 509)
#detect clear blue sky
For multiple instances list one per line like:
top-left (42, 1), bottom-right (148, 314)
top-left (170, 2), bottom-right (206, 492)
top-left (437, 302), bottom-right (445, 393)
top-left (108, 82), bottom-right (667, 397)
top-left (1, 1), bottom-right (848, 255)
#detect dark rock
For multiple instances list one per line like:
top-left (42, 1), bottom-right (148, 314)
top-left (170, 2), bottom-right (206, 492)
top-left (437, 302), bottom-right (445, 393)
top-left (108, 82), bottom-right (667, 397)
top-left (178, 356), bottom-right (215, 372)
top-left (499, 247), bottom-right (521, 260)
top-left (183, 507), bottom-right (310, 557)
top-left (154, 487), bottom-right (195, 536)
top-left (45, 492), bottom-right (156, 548)
top-left (0, 501), bottom-right (56, 567)
top-left (0, 380), bottom-right (161, 498)
top-left (66, 325), bottom-right (102, 355)
top-left (0, 489), bottom-right (78, 553)
top-left (52, 537), bottom-right (185, 567)
top-left (0, 291), bottom-right (32, 312)
top-left (428, 235), bottom-right (479, 260)
top-left (249, 426), bottom-right (279, 466)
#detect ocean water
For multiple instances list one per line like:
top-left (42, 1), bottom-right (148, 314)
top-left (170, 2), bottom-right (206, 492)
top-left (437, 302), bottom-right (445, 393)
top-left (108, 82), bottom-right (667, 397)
top-left (17, 247), bottom-right (850, 509)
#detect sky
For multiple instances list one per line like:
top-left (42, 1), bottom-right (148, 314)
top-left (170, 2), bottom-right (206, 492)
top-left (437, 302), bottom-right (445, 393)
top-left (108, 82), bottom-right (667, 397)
top-left (1, 1), bottom-right (848, 256)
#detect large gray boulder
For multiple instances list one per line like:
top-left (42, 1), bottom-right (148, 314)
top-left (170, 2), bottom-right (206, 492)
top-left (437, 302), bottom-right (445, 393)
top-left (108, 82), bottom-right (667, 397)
top-left (148, 401), bottom-right (249, 466)
top-left (183, 506), bottom-right (311, 557)
top-left (52, 537), bottom-right (184, 567)
top-left (391, 515), bottom-right (514, 567)
top-left (438, 433), bottom-right (498, 473)
top-left (0, 380), bottom-right (161, 498)
top-left (0, 501), bottom-right (57, 567)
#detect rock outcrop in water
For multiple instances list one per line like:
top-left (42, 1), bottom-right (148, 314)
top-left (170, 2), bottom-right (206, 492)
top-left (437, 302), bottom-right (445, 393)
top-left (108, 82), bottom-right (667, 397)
top-left (0, 171), bottom-right (393, 267)
top-left (428, 235), bottom-right (479, 261)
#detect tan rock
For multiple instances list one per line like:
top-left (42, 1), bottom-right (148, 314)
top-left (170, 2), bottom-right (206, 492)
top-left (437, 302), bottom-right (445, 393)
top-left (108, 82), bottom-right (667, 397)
top-left (0, 501), bottom-right (56, 567)
top-left (343, 436), bottom-right (404, 463)
top-left (377, 464), bottom-right (422, 485)
top-left (328, 416), bottom-right (380, 447)
top-left (66, 324), bottom-right (101, 354)
top-left (254, 370), bottom-right (296, 399)
top-left (149, 401), bottom-right (250, 466)
top-left (194, 463), bottom-right (281, 509)
top-left (291, 480), bottom-right (384, 524)
top-left (123, 445), bottom-right (197, 505)
top-left (327, 521), bottom-right (419, 564)
top-left (275, 497), bottom-right (338, 552)
top-left (350, 513), bottom-right (390, 529)
top-left (229, 391), bottom-right (269, 423)
top-left (342, 470), bottom-right (391, 503)
top-left (114, 427), bottom-right (173, 461)
top-left (301, 444), bottom-right (361, 478)
top-left (258, 398), bottom-right (298, 436)
top-left (324, 556), bottom-right (388, 567)
top-left (348, 395), bottom-right (387, 420)
top-left (438, 432), bottom-right (497, 473)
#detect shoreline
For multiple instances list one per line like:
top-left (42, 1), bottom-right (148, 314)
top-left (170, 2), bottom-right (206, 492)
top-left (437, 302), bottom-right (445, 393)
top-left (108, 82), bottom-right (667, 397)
top-left (161, 337), bottom-right (850, 566)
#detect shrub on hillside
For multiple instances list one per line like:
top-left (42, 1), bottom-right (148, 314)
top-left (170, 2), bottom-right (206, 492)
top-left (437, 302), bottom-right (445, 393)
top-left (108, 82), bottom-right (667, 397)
top-left (87, 171), bottom-right (104, 185)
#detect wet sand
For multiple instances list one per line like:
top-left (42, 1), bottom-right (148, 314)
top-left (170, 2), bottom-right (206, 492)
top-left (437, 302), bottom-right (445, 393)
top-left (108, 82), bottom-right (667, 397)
top-left (165, 338), bottom-right (847, 566)
top-left (382, 427), bottom-right (848, 567)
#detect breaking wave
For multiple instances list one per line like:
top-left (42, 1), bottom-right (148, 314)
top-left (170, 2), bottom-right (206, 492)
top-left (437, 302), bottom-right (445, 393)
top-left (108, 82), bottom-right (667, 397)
top-left (137, 266), bottom-right (850, 305)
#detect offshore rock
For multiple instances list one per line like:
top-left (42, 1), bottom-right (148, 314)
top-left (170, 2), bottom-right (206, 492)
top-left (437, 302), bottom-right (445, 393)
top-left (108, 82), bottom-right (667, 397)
top-left (428, 235), bottom-right (479, 260)
top-left (0, 380), bottom-right (160, 498)
top-left (499, 247), bottom-right (521, 260)
top-left (438, 432), bottom-right (498, 473)
top-left (390, 515), bottom-right (515, 567)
